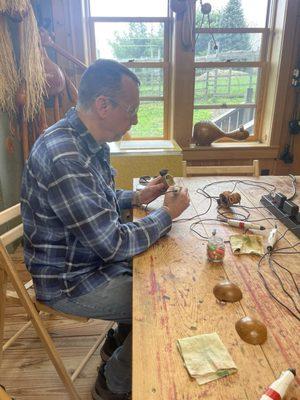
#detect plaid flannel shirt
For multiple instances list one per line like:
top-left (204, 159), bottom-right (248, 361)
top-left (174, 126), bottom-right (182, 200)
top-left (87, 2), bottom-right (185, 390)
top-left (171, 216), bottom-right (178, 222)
top-left (21, 108), bottom-right (172, 301)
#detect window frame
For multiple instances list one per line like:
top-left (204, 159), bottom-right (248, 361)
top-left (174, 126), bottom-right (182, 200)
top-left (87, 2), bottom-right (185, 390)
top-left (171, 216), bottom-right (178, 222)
top-left (86, 2), bottom-right (172, 140)
top-left (193, 0), bottom-right (273, 142)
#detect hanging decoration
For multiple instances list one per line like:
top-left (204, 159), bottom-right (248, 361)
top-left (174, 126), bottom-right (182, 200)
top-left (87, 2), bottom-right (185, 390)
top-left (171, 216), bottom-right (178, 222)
top-left (170, 0), bottom-right (187, 14)
top-left (19, 4), bottom-right (46, 121)
top-left (171, 0), bottom-right (195, 49)
top-left (0, 0), bottom-right (46, 160)
top-left (196, 1), bottom-right (218, 50)
top-left (0, 15), bottom-right (19, 117)
top-left (181, 0), bottom-right (195, 49)
top-left (171, 0), bottom-right (217, 51)
top-left (0, 0), bottom-right (29, 21)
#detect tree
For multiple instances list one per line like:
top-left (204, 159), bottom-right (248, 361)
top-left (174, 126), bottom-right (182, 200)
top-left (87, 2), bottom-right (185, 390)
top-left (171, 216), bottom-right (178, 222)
top-left (109, 22), bottom-right (163, 61)
top-left (219, 0), bottom-right (251, 52)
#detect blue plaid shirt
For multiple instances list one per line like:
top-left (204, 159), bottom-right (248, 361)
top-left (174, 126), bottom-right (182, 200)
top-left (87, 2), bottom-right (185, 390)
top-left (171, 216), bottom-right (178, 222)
top-left (21, 108), bottom-right (172, 302)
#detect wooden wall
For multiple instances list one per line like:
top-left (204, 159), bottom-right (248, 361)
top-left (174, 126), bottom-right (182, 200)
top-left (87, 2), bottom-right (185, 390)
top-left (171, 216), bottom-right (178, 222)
top-left (273, 1), bottom-right (300, 174)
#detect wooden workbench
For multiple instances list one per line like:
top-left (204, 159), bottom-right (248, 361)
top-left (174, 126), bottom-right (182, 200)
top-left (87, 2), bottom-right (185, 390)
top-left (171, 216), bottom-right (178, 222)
top-left (133, 176), bottom-right (299, 400)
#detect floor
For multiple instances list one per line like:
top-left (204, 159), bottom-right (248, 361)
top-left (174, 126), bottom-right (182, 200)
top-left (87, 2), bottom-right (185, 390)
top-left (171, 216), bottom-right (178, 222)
top-left (0, 247), bottom-right (108, 400)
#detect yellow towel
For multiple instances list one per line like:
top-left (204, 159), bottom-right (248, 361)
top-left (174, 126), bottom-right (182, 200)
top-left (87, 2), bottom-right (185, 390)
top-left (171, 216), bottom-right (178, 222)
top-left (177, 332), bottom-right (237, 385)
top-left (230, 234), bottom-right (264, 255)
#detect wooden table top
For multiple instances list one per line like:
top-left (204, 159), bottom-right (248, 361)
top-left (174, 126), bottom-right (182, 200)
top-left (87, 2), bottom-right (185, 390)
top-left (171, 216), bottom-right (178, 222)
top-left (132, 176), bottom-right (300, 400)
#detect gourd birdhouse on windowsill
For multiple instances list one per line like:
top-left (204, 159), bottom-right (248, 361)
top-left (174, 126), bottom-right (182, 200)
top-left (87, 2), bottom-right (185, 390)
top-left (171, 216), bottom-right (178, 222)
top-left (191, 121), bottom-right (250, 147)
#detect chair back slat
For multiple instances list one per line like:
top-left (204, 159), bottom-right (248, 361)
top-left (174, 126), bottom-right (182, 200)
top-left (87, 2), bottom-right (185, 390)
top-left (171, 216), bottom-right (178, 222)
top-left (0, 224), bottom-right (24, 247)
top-left (183, 160), bottom-right (260, 177)
top-left (0, 204), bottom-right (20, 226)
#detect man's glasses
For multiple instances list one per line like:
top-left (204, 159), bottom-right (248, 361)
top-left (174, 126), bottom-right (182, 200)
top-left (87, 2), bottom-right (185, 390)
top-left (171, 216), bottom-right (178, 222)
top-left (107, 97), bottom-right (139, 118)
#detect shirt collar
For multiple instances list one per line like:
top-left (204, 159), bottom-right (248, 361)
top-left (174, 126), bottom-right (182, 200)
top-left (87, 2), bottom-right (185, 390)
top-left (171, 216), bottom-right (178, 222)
top-left (66, 107), bottom-right (109, 156)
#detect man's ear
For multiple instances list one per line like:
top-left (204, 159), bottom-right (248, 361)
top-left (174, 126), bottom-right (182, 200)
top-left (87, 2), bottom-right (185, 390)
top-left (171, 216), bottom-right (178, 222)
top-left (94, 96), bottom-right (110, 117)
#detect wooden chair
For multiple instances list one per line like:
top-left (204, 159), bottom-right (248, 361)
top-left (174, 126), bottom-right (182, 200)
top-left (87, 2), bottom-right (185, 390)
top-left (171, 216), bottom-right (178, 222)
top-left (0, 385), bottom-right (14, 400)
top-left (0, 204), bottom-right (114, 400)
top-left (182, 159), bottom-right (260, 177)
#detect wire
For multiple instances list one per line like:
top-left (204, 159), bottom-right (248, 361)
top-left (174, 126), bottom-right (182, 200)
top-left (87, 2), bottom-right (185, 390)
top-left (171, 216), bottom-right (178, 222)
top-left (190, 177), bottom-right (300, 321)
top-left (287, 174), bottom-right (297, 200)
top-left (140, 176), bottom-right (300, 320)
top-left (257, 253), bottom-right (300, 321)
top-left (267, 256), bottom-right (300, 311)
top-left (271, 257), bottom-right (299, 295)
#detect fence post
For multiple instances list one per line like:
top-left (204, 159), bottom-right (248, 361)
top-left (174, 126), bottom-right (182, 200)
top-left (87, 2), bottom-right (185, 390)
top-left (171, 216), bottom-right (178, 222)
top-left (228, 68), bottom-right (232, 96)
top-left (213, 68), bottom-right (218, 97)
top-left (243, 87), bottom-right (254, 126)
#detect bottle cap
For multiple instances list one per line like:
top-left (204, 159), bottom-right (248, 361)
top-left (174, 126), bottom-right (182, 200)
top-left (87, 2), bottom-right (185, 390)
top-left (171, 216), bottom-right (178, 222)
top-left (288, 368), bottom-right (296, 376)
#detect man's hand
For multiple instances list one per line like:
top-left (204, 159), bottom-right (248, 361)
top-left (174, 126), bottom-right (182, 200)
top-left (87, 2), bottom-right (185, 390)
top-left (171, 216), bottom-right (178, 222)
top-left (163, 186), bottom-right (190, 219)
top-left (139, 175), bottom-right (168, 204)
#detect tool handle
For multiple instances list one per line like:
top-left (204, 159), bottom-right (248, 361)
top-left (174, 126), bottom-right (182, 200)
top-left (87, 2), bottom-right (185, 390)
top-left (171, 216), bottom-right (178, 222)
top-left (267, 227), bottom-right (278, 251)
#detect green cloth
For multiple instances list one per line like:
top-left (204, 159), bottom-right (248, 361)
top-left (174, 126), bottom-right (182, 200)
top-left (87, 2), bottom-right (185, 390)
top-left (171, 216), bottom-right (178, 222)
top-left (177, 332), bottom-right (237, 385)
top-left (230, 234), bottom-right (264, 255)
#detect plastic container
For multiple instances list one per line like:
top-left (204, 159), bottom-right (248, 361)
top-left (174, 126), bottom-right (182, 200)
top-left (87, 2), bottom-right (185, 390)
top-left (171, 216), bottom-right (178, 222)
top-left (207, 229), bottom-right (225, 263)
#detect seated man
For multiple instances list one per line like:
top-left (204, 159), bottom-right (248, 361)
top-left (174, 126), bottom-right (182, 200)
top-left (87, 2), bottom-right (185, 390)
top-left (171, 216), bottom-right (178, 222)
top-left (21, 59), bottom-right (190, 400)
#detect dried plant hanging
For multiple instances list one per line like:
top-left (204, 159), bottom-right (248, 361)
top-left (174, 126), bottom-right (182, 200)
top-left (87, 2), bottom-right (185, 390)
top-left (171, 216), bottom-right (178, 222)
top-left (0, 0), bottom-right (29, 20)
top-left (0, 0), bottom-right (7, 12)
top-left (0, 15), bottom-right (19, 116)
top-left (19, 3), bottom-right (46, 121)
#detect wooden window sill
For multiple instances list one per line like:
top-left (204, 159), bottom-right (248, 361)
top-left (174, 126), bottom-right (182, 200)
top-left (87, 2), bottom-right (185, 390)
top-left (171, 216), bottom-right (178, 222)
top-left (183, 142), bottom-right (279, 161)
top-left (109, 140), bottom-right (182, 156)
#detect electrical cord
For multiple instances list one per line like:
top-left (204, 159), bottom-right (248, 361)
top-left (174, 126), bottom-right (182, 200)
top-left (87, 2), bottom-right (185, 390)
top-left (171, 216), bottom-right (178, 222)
top-left (139, 176), bottom-right (300, 321)
top-left (287, 174), bottom-right (297, 201)
top-left (190, 178), bottom-right (300, 321)
top-left (257, 253), bottom-right (300, 321)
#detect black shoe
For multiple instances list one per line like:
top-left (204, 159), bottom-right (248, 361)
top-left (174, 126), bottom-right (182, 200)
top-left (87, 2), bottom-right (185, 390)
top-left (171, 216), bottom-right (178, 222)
top-left (100, 325), bottom-right (131, 361)
top-left (92, 364), bottom-right (131, 400)
top-left (100, 329), bottom-right (119, 362)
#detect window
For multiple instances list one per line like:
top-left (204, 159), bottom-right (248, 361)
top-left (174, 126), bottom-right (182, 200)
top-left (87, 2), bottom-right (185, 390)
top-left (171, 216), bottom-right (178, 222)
top-left (193, 0), bottom-right (273, 141)
top-left (87, 0), bottom-right (170, 139)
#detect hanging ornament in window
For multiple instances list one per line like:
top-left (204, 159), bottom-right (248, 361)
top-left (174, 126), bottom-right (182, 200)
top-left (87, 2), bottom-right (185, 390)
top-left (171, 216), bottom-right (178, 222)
top-left (196, 1), bottom-right (218, 50)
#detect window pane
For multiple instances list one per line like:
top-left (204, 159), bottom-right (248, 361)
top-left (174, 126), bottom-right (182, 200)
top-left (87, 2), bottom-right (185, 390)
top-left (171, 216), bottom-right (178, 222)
top-left (195, 33), bottom-right (263, 62)
top-left (130, 101), bottom-right (163, 138)
top-left (94, 22), bottom-right (164, 62)
top-left (130, 68), bottom-right (163, 97)
top-left (194, 67), bottom-right (259, 106)
top-left (195, 0), bottom-right (269, 28)
top-left (193, 107), bottom-right (256, 135)
top-left (90, 0), bottom-right (168, 17)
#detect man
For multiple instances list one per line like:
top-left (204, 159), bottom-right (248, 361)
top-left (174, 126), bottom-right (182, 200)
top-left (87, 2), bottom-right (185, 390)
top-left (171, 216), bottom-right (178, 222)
top-left (21, 59), bottom-right (190, 399)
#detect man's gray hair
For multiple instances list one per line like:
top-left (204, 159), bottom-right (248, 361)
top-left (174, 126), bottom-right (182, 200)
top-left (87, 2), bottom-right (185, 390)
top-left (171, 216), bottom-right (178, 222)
top-left (77, 59), bottom-right (140, 110)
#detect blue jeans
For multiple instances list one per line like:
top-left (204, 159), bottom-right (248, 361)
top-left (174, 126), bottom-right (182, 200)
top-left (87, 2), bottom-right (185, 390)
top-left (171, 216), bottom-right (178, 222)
top-left (47, 273), bottom-right (132, 394)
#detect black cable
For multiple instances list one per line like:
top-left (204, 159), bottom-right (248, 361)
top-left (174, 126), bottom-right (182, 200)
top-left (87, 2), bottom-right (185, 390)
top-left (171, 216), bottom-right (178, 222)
top-left (257, 253), bottom-right (300, 321)
top-left (270, 257), bottom-right (300, 295)
top-left (267, 256), bottom-right (300, 312)
top-left (287, 174), bottom-right (297, 201)
top-left (192, 178), bottom-right (300, 321)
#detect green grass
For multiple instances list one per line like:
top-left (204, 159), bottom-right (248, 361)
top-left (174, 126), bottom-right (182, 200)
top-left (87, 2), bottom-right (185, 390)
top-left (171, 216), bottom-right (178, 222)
top-left (130, 71), bottom-right (257, 138)
top-left (130, 102), bottom-right (163, 138)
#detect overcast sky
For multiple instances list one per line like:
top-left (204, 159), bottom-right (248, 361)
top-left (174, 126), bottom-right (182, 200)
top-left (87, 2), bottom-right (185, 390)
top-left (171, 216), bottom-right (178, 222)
top-left (90, 0), bottom-right (268, 25)
top-left (90, 0), bottom-right (268, 58)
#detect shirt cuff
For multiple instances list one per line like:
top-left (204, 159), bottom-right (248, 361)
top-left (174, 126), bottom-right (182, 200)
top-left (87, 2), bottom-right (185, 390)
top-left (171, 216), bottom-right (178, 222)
top-left (118, 190), bottom-right (135, 209)
top-left (149, 207), bottom-right (172, 236)
top-left (132, 191), bottom-right (142, 207)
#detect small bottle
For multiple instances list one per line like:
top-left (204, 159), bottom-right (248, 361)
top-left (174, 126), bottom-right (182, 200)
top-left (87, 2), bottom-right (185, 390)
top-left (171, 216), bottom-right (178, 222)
top-left (207, 229), bottom-right (225, 263)
top-left (259, 368), bottom-right (296, 399)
